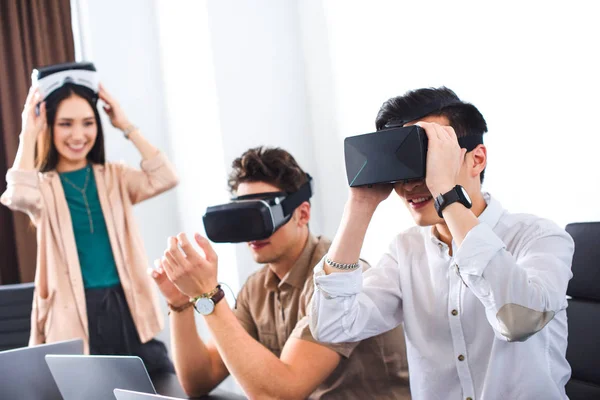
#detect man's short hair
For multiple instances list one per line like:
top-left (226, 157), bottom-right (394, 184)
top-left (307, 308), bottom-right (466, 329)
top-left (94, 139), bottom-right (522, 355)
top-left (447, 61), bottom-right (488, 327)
top-left (375, 87), bottom-right (488, 182)
top-left (228, 147), bottom-right (308, 194)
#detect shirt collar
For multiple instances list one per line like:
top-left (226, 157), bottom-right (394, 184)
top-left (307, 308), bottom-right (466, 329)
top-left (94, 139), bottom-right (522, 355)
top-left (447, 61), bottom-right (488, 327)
top-left (428, 192), bottom-right (504, 246)
top-left (264, 233), bottom-right (319, 291)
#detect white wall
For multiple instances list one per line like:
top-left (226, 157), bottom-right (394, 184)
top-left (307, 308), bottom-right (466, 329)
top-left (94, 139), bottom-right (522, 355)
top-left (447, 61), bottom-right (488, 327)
top-left (153, 0), bottom-right (327, 393)
top-left (153, 0), bottom-right (238, 290)
top-left (153, 0), bottom-right (329, 295)
top-left (152, 9), bottom-right (245, 390)
top-left (153, 0), bottom-right (336, 290)
top-left (72, 0), bottom-right (180, 346)
top-left (297, 1), bottom-right (349, 240)
top-left (320, 0), bottom-right (600, 261)
top-left (204, 0), bottom-right (326, 285)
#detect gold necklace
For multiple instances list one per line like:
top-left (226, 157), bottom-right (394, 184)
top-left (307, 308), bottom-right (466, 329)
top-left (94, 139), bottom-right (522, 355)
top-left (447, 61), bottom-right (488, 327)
top-left (61, 165), bottom-right (94, 234)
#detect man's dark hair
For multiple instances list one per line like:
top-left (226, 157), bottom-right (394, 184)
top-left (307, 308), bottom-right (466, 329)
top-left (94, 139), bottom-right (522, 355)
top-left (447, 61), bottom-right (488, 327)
top-left (228, 147), bottom-right (308, 194)
top-left (375, 87), bottom-right (488, 182)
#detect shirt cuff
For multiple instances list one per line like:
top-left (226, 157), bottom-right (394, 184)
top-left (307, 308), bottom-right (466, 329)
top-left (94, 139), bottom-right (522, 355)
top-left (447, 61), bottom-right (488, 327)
top-left (6, 168), bottom-right (39, 188)
top-left (313, 256), bottom-right (363, 297)
top-left (454, 223), bottom-right (506, 277)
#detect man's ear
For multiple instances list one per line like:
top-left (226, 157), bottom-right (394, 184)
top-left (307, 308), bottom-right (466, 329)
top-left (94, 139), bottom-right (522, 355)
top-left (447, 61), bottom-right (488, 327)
top-left (468, 144), bottom-right (487, 179)
top-left (294, 201), bottom-right (311, 227)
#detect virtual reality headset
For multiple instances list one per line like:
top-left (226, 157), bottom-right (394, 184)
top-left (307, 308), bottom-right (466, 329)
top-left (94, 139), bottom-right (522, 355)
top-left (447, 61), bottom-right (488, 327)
top-left (344, 94), bottom-right (485, 187)
top-left (203, 175), bottom-right (313, 243)
top-left (32, 62), bottom-right (99, 99)
top-left (344, 124), bottom-right (483, 187)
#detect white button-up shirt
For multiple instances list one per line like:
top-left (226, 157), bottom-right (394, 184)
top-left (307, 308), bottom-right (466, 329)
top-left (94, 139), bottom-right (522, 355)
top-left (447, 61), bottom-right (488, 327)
top-left (309, 194), bottom-right (574, 400)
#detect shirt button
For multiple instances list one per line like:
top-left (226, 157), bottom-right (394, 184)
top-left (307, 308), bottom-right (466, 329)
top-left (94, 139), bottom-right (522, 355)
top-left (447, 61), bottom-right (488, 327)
top-left (451, 309), bottom-right (458, 316)
top-left (458, 354), bottom-right (465, 361)
top-left (466, 397), bottom-right (473, 400)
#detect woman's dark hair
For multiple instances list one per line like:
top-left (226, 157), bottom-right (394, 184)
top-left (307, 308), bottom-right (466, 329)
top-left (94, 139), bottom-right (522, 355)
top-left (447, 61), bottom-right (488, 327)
top-left (36, 83), bottom-right (105, 172)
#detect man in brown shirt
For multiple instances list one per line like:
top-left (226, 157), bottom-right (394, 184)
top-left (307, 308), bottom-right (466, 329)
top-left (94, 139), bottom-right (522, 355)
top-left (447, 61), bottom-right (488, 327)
top-left (152, 147), bottom-right (410, 399)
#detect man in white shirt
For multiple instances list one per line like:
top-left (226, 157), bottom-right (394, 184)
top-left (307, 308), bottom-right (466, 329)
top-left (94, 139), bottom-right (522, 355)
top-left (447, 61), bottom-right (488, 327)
top-left (309, 87), bottom-right (574, 400)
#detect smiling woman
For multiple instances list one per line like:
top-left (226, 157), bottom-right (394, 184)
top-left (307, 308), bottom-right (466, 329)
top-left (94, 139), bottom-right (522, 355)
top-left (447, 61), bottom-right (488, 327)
top-left (37, 84), bottom-right (105, 173)
top-left (1, 63), bottom-right (179, 377)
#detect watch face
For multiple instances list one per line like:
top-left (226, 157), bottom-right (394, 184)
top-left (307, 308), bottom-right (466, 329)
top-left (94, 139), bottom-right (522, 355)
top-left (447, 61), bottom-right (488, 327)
top-left (460, 186), bottom-right (472, 205)
top-left (194, 298), bottom-right (215, 315)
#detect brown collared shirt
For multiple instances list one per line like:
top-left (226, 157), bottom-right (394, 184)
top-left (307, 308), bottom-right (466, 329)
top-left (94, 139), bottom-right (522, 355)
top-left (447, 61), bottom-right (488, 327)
top-left (234, 234), bottom-right (411, 399)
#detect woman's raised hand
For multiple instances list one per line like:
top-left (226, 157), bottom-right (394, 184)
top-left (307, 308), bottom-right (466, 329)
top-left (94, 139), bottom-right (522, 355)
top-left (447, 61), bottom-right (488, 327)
top-left (20, 86), bottom-right (47, 141)
top-left (98, 83), bottom-right (131, 131)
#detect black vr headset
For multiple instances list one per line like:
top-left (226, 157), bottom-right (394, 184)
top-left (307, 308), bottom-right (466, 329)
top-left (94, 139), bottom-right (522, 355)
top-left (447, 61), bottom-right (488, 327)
top-left (203, 175), bottom-right (313, 243)
top-left (344, 99), bottom-right (483, 187)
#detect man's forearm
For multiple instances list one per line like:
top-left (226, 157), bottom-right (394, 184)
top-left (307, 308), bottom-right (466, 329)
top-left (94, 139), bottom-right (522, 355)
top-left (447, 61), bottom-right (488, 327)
top-left (324, 199), bottom-right (376, 275)
top-left (441, 202), bottom-right (479, 247)
top-left (170, 307), bottom-right (222, 395)
top-left (204, 301), bottom-right (312, 399)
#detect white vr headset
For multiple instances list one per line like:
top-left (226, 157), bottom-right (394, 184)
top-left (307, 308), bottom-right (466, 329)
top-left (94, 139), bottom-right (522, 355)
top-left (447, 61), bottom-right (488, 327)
top-left (32, 62), bottom-right (99, 99)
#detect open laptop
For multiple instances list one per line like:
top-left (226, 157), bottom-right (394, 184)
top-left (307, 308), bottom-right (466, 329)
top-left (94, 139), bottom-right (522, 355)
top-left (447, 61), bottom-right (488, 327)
top-left (0, 339), bottom-right (83, 400)
top-left (114, 388), bottom-right (248, 400)
top-left (45, 354), bottom-right (156, 400)
top-left (114, 388), bottom-right (184, 399)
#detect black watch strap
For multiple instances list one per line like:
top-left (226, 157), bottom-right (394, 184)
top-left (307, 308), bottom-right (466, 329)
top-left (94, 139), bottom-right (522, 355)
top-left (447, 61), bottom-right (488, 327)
top-left (434, 185), bottom-right (472, 218)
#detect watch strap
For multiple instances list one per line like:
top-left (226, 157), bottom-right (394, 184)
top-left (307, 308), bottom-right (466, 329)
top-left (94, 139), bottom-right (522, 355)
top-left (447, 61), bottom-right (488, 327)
top-left (167, 300), bottom-right (193, 315)
top-left (192, 284), bottom-right (222, 302)
top-left (211, 288), bottom-right (225, 306)
top-left (434, 185), bottom-right (471, 218)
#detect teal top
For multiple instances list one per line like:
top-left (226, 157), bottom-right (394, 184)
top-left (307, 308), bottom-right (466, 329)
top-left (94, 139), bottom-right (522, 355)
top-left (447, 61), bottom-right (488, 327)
top-left (60, 165), bottom-right (121, 289)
